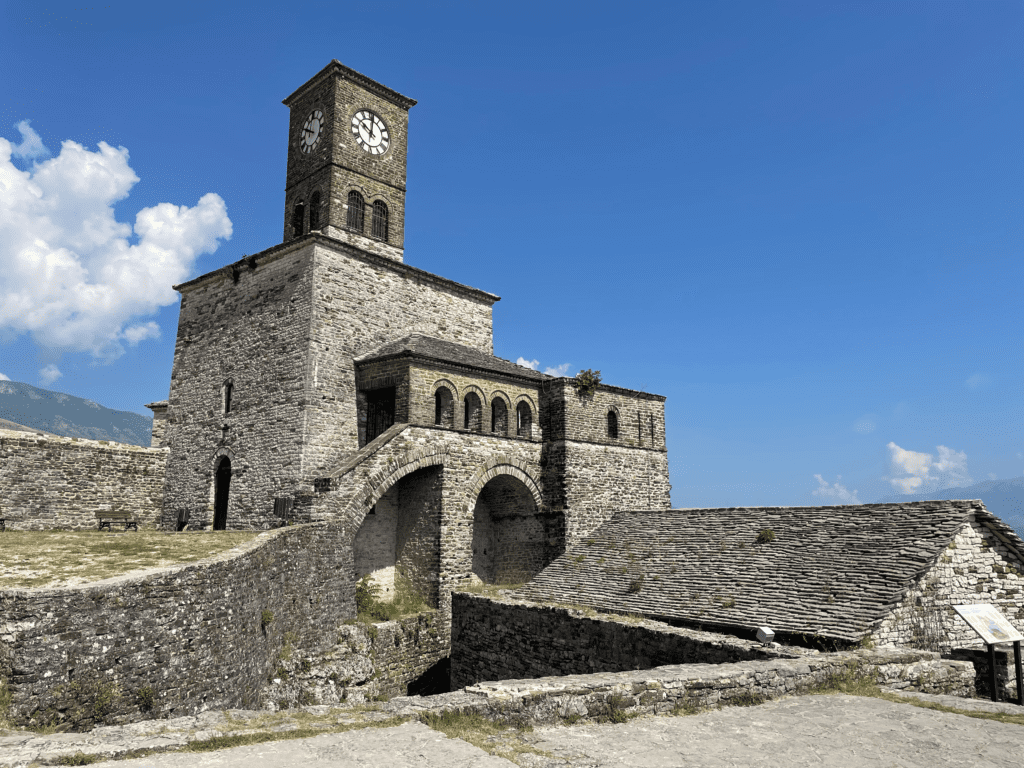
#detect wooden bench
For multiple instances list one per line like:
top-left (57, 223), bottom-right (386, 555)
top-left (96, 511), bottom-right (140, 531)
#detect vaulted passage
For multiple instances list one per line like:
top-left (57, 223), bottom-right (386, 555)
top-left (471, 475), bottom-right (563, 585)
top-left (352, 466), bottom-right (442, 608)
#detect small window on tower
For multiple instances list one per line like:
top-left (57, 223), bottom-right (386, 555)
top-left (309, 191), bottom-right (321, 231)
top-left (292, 202), bottom-right (305, 238)
top-left (372, 200), bottom-right (389, 241)
top-left (223, 380), bottom-right (233, 415)
top-left (347, 191), bottom-right (364, 232)
top-left (607, 409), bottom-right (618, 438)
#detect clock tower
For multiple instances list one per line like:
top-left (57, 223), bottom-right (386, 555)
top-left (282, 61), bottom-right (416, 262)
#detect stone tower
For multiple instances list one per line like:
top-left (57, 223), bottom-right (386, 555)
top-left (282, 60), bottom-right (416, 262)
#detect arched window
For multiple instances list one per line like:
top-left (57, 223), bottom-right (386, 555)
top-left (291, 202), bottom-right (305, 238)
top-left (491, 398), bottom-right (508, 435)
top-left (464, 392), bottom-right (482, 431)
top-left (347, 191), bottom-right (364, 232)
top-left (434, 387), bottom-right (454, 427)
top-left (607, 409), bottom-right (618, 438)
top-left (222, 380), bottom-right (233, 415)
top-left (309, 191), bottom-right (321, 231)
top-left (371, 200), bottom-right (389, 241)
top-left (516, 401), bottom-right (533, 439)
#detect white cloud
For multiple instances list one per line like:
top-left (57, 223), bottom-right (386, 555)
top-left (10, 120), bottom-right (49, 161)
top-left (0, 372), bottom-right (10, 381)
top-left (516, 357), bottom-right (539, 370)
top-left (39, 364), bottom-right (61, 385)
top-left (544, 363), bottom-right (571, 377)
top-left (811, 474), bottom-right (860, 504)
top-left (966, 373), bottom-right (988, 390)
top-left (853, 415), bottom-right (877, 434)
top-left (886, 441), bottom-right (972, 495)
top-left (0, 123), bottom-right (232, 362)
top-left (989, 473), bottom-right (997, 480)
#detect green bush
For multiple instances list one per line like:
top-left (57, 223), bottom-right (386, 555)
top-left (755, 528), bottom-right (776, 545)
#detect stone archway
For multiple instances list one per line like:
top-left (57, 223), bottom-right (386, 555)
top-left (467, 461), bottom-right (562, 585)
top-left (349, 448), bottom-right (449, 608)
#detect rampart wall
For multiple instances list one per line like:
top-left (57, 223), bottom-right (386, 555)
top-left (0, 429), bottom-right (167, 530)
top-left (0, 523), bottom-right (355, 730)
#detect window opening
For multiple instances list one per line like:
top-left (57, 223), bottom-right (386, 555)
top-left (463, 392), bottom-right (482, 431)
top-left (434, 387), bottom-right (454, 427)
top-left (372, 200), bottom-right (389, 241)
top-left (309, 191), bottom-right (321, 231)
top-left (516, 401), bottom-right (533, 438)
top-left (347, 191), bottom-right (365, 232)
top-left (223, 381), bottom-right (233, 415)
top-left (292, 202), bottom-right (305, 238)
top-left (607, 409), bottom-right (618, 438)
top-left (491, 398), bottom-right (508, 435)
top-left (365, 387), bottom-right (396, 443)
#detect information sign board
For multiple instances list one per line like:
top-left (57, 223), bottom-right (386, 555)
top-left (953, 604), bottom-right (1024, 645)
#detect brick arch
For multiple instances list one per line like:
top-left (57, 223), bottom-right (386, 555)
top-left (343, 447), bottom-right (449, 533)
top-left (465, 455), bottom-right (544, 514)
top-left (210, 446), bottom-right (236, 465)
top-left (512, 393), bottom-right (537, 413)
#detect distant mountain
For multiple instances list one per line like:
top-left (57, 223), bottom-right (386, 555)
top-left (0, 380), bottom-right (153, 447)
top-left (874, 477), bottom-right (1024, 540)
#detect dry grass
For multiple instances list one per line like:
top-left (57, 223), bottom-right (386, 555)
top-left (0, 530), bottom-right (260, 589)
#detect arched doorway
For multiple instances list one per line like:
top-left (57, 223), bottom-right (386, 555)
top-left (471, 474), bottom-right (563, 585)
top-left (213, 457), bottom-right (231, 530)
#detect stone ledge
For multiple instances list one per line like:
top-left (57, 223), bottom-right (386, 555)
top-left (386, 647), bottom-right (976, 727)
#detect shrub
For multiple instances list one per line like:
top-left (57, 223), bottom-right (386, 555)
top-left (574, 369), bottom-right (602, 399)
top-left (135, 686), bottom-right (154, 712)
top-left (755, 529), bottom-right (775, 545)
top-left (261, 609), bottom-right (274, 630)
top-left (627, 576), bottom-right (644, 594)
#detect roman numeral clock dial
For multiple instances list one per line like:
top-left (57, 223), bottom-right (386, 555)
top-left (352, 110), bottom-right (390, 155)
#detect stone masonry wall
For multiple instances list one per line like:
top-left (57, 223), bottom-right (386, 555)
top-left (0, 429), bottom-right (167, 530)
top-left (297, 240), bottom-right (497, 479)
top-left (164, 243), bottom-right (315, 530)
top-left (450, 592), bottom-right (783, 689)
top-left (0, 523), bottom-right (355, 730)
top-left (540, 379), bottom-right (667, 448)
top-left (544, 440), bottom-right (672, 544)
top-left (263, 610), bottom-right (450, 709)
top-left (873, 517), bottom-right (1024, 653)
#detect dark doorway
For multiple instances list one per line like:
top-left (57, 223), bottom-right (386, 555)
top-left (365, 387), bottom-right (396, 443)
top-left (214, 457), bottom-right (231, 530)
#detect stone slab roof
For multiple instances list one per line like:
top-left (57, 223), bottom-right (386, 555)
top-left (510, 501), bottom-right (1024, 643)
top-left (355, 334), bottom-right (551, 383)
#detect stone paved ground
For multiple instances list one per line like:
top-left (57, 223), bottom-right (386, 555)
top-left (1, 691), bottom-right (1021, 768)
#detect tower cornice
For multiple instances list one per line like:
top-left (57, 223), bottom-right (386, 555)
top-left (282, 60), bottom-right (417, 111)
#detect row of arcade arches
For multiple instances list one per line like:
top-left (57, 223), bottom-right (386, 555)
top-left (433, 383), bottom-right (534, 439)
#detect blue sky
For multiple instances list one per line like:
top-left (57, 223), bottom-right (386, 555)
top-left (1, 1), bottom-right (1021, 510)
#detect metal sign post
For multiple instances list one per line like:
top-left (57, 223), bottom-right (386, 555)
top-left (953, 604), bottom-right (1024, 705)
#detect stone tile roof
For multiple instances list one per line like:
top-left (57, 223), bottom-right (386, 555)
top-left (355, 334), bottom-right (551, 383)
top-left (510, 501), bottom-right (1024, 643)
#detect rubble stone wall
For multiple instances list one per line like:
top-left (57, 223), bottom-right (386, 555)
top-left (0, 523), bottom-right (353, 730)
top-left (0, 429), bottom-right (167, 530)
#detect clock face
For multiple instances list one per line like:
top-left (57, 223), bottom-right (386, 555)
top-left (351, 110), bottom-right (390, 155)
top-left (301, 110), bottom-right (323, 154)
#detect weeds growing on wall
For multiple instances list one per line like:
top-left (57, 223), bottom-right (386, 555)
top-left (355, 573), bottom-right (430, 624)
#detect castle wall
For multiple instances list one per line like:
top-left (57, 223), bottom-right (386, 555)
top-left (872, 517), bottom-right (1024, 657)
top-left (297, 242), bottom-right (496, 478)
top-left (543, 440), bottom-right (672, 544)
top-left (163, 244), bottom-right (315, 530)
top-left (0, 523), bottom-right (355, 730)
top-left (540, 379), bottom-right (667, 448)
top-left (0, 429), bottom-right (167, 530)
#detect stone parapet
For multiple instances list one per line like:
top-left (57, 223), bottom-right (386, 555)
top-left (391, 647), bottom-right (975, 728)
